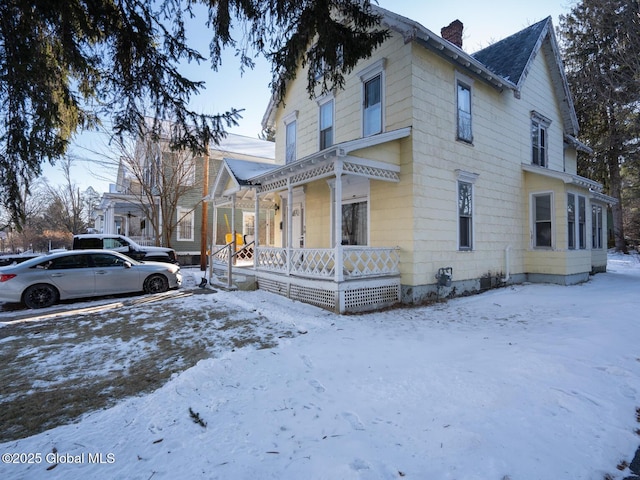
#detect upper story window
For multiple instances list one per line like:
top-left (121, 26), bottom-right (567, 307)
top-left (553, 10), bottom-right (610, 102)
top-left (363, 75), bottom-right (382, 136)
top-left (179, 156), bottom-right (196, 186)
top-left (456, 76), bottom-right (473, 143)
top-left (531, 112), bottom-right (551, 167)
top-left (358, 59), bottom-right (385, 137)
top-left (318, 97), bottom-right (334, 150)
top-left (283, 111), bottom-right (298, 164)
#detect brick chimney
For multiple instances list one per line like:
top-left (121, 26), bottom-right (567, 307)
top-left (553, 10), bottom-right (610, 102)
top-left (441, 20), bottom-right (463, 48)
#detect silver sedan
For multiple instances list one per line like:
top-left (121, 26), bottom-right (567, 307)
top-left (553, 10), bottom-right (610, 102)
top-left (0, 250), bottom-right (182, 309)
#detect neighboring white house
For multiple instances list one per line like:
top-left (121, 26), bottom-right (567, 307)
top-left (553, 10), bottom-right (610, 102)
top-left (209, 6), bottom-right (615, 313)
top-left (93, 132), bottom-right (275, 264)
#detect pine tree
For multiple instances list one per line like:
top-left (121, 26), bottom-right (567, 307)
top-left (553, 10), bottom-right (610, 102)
top-left (0, 0), bottom-right (387, 229)
top-left (558, 0), bottom-right (640, 252)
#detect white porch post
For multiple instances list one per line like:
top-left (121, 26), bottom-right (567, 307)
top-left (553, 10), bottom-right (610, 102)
top-left (231, 194), bottom-right (237, 265)
top-left (334, 160), bottom-right (344, 282)
top-left (104, 201), bottom-right (115, 234)
top-left (209, 200), bottom-right (217, 283)
top-left (254, 190), bottom-right (259, 269)
top-left (287, 180), bottom-right (293, 276)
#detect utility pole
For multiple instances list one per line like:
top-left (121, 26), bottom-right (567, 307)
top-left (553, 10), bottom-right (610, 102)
top-left (200, 145), bottom-right (209, 271)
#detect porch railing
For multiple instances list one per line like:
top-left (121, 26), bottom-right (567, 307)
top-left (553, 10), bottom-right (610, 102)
top-left (255, 246), bottom-right (400, 280)
top-left (210, 240), bottom-right (256, 288)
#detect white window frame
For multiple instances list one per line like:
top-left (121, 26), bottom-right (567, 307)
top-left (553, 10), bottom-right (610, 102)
top-left (531, 191), bottom-right (555, 249)
top-left (455, 170), bottom-right (479, 251)
top-left (568, 192), bottom-right (587, 250)
top-left (358, 58), bottom-right (386, 137)
top-left (531, 111), bottom-right (551, 168)
top-left (317, 95), bottom-right (334, 150)
top-left (283, 110), bottom-right (298, 164)
top-left (455, 73), bottom-right (473, 143)
top-left (592, 204), bottom-right (603, 249)
top-left (327, 176), bottom-right (370, 246)
top-left (176, 207), bottom-right (194, 242)
top-left (567, 193), bottom-right (576, 250)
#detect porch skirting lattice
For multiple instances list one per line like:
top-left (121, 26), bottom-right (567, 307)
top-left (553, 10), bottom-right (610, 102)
top-left (256, 271), bottom-right (400, 314)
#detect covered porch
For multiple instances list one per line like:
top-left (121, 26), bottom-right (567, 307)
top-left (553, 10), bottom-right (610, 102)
top-left (209, 128), bottom-right (410, 313)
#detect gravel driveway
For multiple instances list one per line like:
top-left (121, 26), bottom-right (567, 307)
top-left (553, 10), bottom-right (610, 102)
top-left (0, 287), bottom-right (296, 443)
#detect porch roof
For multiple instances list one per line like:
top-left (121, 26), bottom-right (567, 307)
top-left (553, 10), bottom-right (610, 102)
top-left (253, 127), bottom-right (410, 194)
top-left (211, 128), bottom-right (409, 204)
top-left (522, 164), bottom-right (618, 204)
top-left (211, 157), bottom-right (280, 200)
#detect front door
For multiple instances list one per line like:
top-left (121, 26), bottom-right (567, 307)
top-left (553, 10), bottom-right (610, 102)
top-left (291, 202), bottom-right (305, 248)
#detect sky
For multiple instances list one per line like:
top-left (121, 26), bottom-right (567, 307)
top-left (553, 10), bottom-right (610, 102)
top-left (48, 0), bottom-right (576, 193)
top-left (1, 251), bottom-right (638, 479)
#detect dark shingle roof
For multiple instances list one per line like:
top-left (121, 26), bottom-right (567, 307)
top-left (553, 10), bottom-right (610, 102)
top-left (471, 17), bottom-right (550, 85)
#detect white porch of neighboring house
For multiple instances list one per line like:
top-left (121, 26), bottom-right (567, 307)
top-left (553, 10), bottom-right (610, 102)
top-left (210, 129), bottom-right (409, 313)
top-left (94, 193), bottom-right (158, 246)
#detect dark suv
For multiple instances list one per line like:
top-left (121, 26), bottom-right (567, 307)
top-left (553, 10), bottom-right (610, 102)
top-left (72, 234), bottom-right (178, 264)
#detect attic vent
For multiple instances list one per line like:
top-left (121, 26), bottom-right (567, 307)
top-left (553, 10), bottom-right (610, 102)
top-left (441, 20), bottom-right (464, 48)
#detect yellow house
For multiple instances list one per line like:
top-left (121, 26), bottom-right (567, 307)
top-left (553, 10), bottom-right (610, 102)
top-left (211, 6), bottom-right (615, 313)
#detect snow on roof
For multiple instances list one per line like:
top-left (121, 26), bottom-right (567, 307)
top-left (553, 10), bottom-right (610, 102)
top-left (224, 158), bottom-right (279, 184)
top-left (210, 134), bottom-right (275, 161)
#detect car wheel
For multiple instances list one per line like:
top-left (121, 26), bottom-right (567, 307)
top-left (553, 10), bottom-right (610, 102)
top-left (143, 274), bottom-right (169, 294)
top-left (23, 284), bottom-right (59, 309)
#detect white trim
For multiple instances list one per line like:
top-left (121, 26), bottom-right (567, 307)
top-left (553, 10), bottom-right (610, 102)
top-left (282, 110), bottom-right (298, 125)
top-left (531, 110), bottom-right (552, 126)
top-left (176, 207), bottom-right (195, 242)
top-left (357, 58), bottom-right (387, 81)
top-left (455, 169), bottom-right (479, 184)
top-left (456, 179), bottom-right (474, 251)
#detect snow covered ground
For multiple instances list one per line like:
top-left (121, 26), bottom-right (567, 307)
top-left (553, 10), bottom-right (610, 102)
top-left (1, 253), bottom-right (639, 480)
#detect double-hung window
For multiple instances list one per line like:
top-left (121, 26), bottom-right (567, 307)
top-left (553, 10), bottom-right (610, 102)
top-left (319, 98), bottom-right (334, 150)
top-left (180, 156), bottom-right (196, 186)
top-left (578, 196), bottom-right (586, 249)
top-left (456, 78), bottom-right (473, 143)
top-left (592, 205), bottom-right (603, 249)
top-left (456, 170), bottom-right (478, 251)
top-left (567, 193), bottom-right (576, 249)
top-left (458, 181), bottom-right (473, 250)
top-left (284, 111), bottom-right (298, 164)
top-left (531, 112), bottom-right (551, 167)
top-left (533, 193), bottom-right (553, 248)
top-left (359, 59), bottom-right (385, 137)
top-left (568, 193), bottom-right (586, 250)
top-left (363, 75), bottom-right (382, 136)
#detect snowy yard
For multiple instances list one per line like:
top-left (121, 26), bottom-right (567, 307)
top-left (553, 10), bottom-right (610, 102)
top-left (1, 253), bottom-right (639, 480)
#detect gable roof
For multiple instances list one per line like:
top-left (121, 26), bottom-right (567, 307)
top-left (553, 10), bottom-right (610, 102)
top-left (472, 17), bottom-right (579, 135)
top-left (472, 18), bottom-right (549, 86)
top-left (211, 158), bottom-right (279, 201)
